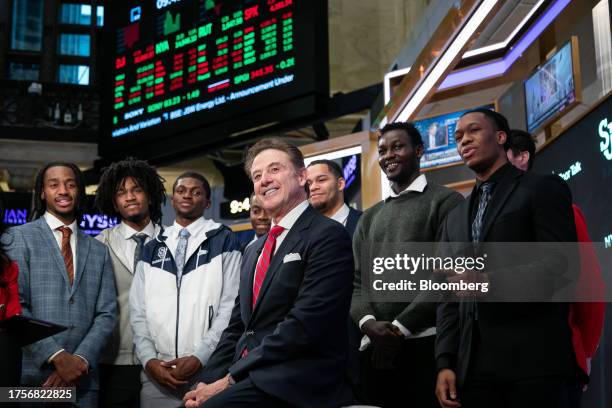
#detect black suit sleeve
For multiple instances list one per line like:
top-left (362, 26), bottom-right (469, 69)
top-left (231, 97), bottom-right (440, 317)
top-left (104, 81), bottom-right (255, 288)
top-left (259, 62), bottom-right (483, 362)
top-left (227, 222), bottom-right (354, 380)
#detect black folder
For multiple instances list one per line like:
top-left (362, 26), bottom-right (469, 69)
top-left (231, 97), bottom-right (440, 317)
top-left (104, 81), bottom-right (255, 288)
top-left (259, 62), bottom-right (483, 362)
top-left (0, 315), bottom-right (67, 346)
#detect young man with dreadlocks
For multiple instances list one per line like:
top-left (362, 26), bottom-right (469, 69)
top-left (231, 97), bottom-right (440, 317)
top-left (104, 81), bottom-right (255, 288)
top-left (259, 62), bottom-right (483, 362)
top-left (94, 158), bottom-right (167, 407)
top-left (3, 162), bottom-right (117, 407)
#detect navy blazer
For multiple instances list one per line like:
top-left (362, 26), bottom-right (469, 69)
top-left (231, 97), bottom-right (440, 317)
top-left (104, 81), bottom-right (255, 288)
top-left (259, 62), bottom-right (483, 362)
top-left (3, 217), bottom-right (117, 390)
top-left (198, 205), bottom-right (355, 408)
top-left (345, 207), bottom-right (363, 239)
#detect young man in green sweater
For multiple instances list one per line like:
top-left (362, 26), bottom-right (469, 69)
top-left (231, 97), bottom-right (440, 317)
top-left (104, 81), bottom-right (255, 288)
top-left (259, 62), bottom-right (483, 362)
top-left (350, 122), bottom-right (463, 407)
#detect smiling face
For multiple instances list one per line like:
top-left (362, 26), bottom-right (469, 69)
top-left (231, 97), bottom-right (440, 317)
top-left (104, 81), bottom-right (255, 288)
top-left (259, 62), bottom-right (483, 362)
top-left (306, 163), bottom-right (345, 215)
top-left (249, 194), bottom-right (271, 237)
top-left (41, 165), bottom-right (78, 223)
top-left (378, 129), bottom-right (423, 193)
top-left (250, 148), bottom-right (307, 223)
top-left (114, 176), bottom-right (150, 224)
top-left (454, 112), bottom-right (507, 175)
top-left (171, 177), bottom-right (209, 223)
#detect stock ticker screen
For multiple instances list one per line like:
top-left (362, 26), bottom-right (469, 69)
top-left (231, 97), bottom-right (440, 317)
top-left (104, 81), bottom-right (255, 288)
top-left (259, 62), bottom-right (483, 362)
top-left (103, 0), bottom-right (327, 157)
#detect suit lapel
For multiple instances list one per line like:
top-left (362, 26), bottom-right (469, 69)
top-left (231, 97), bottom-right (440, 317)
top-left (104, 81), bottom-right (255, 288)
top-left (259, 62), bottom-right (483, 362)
top-left (242, 237), bottom-right (265, 322)
top-left (36, 218), bottom-right (71, 288)
top-left (479, 167), bottom-right (522, 242)
top-left (460, 190), bottom-right (476, 242)
top-left (108, 229), bottom-right (133, 272)
top-left (250, 206), bottom-right (315, 321)
top-left (73, 230), bottom-right (91, 293)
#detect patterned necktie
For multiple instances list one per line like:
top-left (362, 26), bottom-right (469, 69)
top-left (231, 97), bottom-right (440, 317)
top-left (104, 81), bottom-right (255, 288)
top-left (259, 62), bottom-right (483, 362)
top-left (57, 226), bottom-right (74, 286)
top-left (471, 182), bottom-right (494, 244)
top-left (132, 233), bottom-right (147, 272)
top-left (175, 228), bottom-right (191, 282)
top-left (252, 225), bottom-right (285, 308)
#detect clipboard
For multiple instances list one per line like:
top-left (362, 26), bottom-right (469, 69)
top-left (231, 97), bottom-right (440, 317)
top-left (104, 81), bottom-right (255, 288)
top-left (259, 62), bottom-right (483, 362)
top-left (0, 315), bottom-right (68, 346)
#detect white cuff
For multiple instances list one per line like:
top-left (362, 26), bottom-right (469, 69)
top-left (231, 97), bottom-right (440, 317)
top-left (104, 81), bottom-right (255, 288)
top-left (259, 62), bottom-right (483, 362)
top-left (48, 349), bottom-right (65, 364)
top-left (358, 315), bottom-right (376, 330)
top-left (392, 320), bottom-right (411, 338)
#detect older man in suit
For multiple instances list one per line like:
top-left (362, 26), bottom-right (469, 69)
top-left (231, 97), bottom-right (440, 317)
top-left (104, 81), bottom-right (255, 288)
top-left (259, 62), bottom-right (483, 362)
top-left (183, 138), bottom-right (355, 408)
top-left (4, 162), bottom-right (117, 407)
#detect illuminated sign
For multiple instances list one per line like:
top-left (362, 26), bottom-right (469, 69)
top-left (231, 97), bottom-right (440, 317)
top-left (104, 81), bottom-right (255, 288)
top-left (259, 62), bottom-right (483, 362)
top-left (343, 154), bottom-right (357, 188)
top-left (3, 209), bottom-right (28, 225)
top-left (553, 161), bottom-right (582, 181)
top-left (599, 118), bottom-right (612, 160)
top-left (229, 197), bottom-right (250, 214)
top-left (3, 208), bottom-right (118, 236)
top-left (604, 233), bottom-right (612, 249)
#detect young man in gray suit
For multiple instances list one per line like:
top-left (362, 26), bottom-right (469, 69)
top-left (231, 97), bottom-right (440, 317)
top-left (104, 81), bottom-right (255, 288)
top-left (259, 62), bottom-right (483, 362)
top-left (95, 158), bottom-right (167, 407)
top-left (3, 162), bottom-right (117, 407)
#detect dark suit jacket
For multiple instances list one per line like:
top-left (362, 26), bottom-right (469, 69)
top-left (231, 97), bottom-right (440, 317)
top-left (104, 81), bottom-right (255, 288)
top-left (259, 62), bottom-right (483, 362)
top-left (198, 205), bottom-right (354, 408)
top-left (345, 207), bottom-right (362, 239)
top-left (436, 165), bottom-right (578, 387)
top-left (3, 217), bottom-right (117, 392)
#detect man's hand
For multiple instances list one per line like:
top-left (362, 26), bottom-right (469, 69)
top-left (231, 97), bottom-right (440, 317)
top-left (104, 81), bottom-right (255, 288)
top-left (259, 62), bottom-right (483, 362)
top-left (42, 371), bottom-right (70, 387)
top-left (146, 359), bottom-right (188, 390)
top-left (162, 355), bottom-right (202, 380)
top-left (362, 320), bottom-right (403, 344)
top-left (436, 369), bottom-right (461, 408)
top-left (183, 375), bottom-right (231, 408)
top-left (51, 351), bottom-right (88, 384)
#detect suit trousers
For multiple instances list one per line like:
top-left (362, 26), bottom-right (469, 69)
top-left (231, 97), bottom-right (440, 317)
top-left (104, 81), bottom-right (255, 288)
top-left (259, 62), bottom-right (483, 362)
top-left (461, 377), bottom-right (572, 408)
top-left (98, 364), bottom-right (141, 408)
top-left (0, 332), bottom-right (21, 387)
top-left (201, 377), bottom-right (291, 408)
top-left (359, 335), bottom-right (438, 408)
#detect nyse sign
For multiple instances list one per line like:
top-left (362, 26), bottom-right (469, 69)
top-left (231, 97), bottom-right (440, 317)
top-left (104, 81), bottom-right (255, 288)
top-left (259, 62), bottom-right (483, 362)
top-left (80, 214), bottom-right (119, 231)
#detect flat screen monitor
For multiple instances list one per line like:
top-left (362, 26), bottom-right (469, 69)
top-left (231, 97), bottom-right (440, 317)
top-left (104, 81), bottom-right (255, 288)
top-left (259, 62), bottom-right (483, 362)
top-left (100, 0), bottom-right (329, 160)
top-left (414, 104), bottom-right (495, 169)
top-left (524, 39), bottom-right (580, 133)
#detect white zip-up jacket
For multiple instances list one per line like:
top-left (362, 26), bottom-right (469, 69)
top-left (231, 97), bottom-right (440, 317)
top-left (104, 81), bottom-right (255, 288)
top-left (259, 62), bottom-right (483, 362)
top-left (129, 217), bottom-right (241, 366)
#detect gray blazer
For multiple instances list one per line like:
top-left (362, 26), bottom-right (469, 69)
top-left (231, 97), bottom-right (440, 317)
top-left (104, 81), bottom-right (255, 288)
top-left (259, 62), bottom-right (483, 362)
top-left (3, 217), bottom-right (117, 390)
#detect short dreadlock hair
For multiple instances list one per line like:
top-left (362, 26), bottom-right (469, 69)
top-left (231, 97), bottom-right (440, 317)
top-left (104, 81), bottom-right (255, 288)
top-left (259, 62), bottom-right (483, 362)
top-left (95, 158), bottom-right (166, 224)
top-left (31, 162), bottom-right (86, 222)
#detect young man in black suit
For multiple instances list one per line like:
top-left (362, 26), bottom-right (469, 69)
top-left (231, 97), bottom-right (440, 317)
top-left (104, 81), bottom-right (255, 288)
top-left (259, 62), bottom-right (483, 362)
top-left (183, 138), bottom-right (355, 408)
top-left (435, 109), bottom-right (578, 408)
top-left (306, 159), bottom-right (362, 238)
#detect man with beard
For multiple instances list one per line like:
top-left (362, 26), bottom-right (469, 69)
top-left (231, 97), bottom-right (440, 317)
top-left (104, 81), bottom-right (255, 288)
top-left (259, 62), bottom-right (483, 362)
top-left (243, 192), bottom-right (271, 251)
top-left (130, 172), bottom-right (241, 407)
top-left (3, 162), bottom-right (117, 407)
top-left (94, 158), bottom-right (167, 407)
top-left (306, 159), bottom-right (362, 237)
top-left (351, 122), bottom-right (463, 407)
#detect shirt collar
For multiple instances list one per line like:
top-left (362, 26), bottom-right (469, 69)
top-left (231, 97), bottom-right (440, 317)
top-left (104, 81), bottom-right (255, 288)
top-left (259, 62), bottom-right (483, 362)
top-left (172, 216), bottom-right (206, 238)
top-left (118, 220), bottom-right (156, 240)
top-left (44, 211), bottom-right (78, 234)
top-left (273, 200), bottom-right (309, 231)
top-left (388, 173), bottom-right (428, 198)
top-left (476, 162), bottom-right (512, 190)
top-left (330, 203), bottom-right (350, 225)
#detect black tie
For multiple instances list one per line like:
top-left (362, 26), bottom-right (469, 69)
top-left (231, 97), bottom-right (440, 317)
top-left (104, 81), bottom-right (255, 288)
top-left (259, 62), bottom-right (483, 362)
top-left (132, 234), bottom-right (147, 271)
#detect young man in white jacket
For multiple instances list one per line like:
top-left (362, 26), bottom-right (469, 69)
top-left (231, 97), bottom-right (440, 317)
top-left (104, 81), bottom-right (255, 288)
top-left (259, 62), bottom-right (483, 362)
top-left (130, 172), bottom-right (241, 408)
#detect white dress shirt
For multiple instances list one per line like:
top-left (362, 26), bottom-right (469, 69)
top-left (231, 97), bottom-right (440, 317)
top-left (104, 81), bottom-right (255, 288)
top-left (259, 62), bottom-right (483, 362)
top-left (329, 203), bottom-right (350, 226)
top-left (165, 217), bottom-right (208, 260)
top-left (117, 220), bottom-right (157, 271)
top-left (44, 212), bottom-right (78, 279)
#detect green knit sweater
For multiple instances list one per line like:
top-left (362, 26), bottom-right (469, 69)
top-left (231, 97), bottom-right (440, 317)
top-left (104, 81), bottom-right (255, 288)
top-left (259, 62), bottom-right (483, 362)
top-left (350, 180), bottom-right (464, 334)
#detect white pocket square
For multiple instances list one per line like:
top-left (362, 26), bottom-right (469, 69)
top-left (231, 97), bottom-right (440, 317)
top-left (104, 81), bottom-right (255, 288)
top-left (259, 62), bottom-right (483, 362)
top-left (283, 253), bottom-right (302, 263)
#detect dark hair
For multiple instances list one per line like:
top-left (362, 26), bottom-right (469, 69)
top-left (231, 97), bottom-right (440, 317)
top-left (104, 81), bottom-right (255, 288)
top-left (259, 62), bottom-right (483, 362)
top-left (244, 138), bottom-right (305, 179)
top-left (379, 122), bottom-right (424, 148)
top-left (95, 158), bottom-right (167, 224)
top-left (461, 108), bottom-right (511, 150)
top-left (172, 172), bottom-right (211, 200)
top-left (508, 129), bottom-right (536, 170)
top-left (31, 162), bottom-right (86, 222)
top-left (307, 159), bottom-right (343, 179)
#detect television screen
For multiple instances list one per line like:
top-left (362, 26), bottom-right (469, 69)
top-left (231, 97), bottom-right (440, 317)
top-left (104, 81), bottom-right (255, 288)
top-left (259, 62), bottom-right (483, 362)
top-left (101, 0), bottom-right (328, 159)
top-left (414, 104), bottom-right (495, 169)
top-left (524, 41), bottom-right (576, 133)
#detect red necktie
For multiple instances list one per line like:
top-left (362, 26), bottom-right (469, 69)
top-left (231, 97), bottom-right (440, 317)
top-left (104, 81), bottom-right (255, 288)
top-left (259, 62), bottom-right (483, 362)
top-left (57, 226), bottom-right (74, 286)
top-left (252, 225), bottom-right (284, 308)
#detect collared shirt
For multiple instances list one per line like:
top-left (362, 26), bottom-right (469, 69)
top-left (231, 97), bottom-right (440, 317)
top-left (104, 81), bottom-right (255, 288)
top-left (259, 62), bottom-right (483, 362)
top-left (470, 162), bottom-right (512, 226)
top-left (44, 212), bottom-right (78, 279)
top-left (360, 173), bottom-right (431, 342)
top-left (387, 173), bottom-right (428, 199)
top-left (270, 200), bottom-right (309, 255)
top-left (117, 220), bottom-right (157, 271)
top-left (330, 203), bottom-right (350, 226)
top-left (165, 216), bottom-right (208, 260)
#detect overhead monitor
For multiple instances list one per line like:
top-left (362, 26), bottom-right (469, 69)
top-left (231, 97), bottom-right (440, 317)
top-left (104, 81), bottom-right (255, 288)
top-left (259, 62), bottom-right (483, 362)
top-left (101, 0), bottom-right (328, 159)
top-left (524, 37), bottom-right (581, 133)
